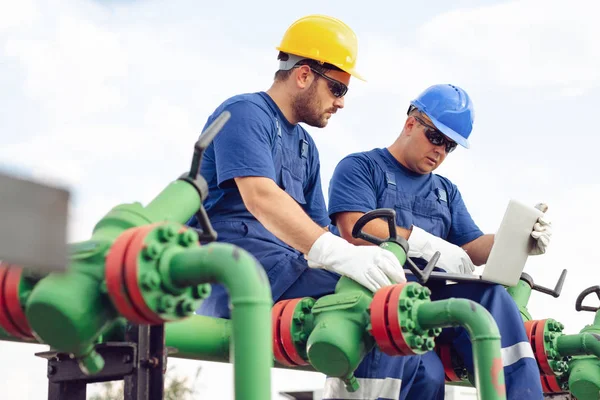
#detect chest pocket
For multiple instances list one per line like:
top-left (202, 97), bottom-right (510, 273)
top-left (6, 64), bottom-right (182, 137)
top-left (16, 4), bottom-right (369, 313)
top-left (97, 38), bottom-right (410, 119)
top-left (274, 120), bottom-right (307, 205)
top-left (376, 170), bottom-right (451, 239)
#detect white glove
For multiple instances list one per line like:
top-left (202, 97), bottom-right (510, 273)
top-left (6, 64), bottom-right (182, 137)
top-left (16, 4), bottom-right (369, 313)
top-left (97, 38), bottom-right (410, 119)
top-left (530, 215), bottom-right (552, 255)
top-left (306, 232), bottom-right (406, 292)
top-left (407, 226), bottom-right (476, 275)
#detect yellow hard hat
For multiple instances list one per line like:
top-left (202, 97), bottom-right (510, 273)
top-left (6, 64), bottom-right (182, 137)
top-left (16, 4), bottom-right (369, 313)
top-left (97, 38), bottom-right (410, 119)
top-left (276, 14), bottom-right (365, 81)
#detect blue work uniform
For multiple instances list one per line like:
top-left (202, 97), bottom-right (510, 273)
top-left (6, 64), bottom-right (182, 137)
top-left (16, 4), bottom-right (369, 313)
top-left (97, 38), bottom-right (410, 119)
top-left (187, 91), bottom-right (340, 317)
top-left (325, 148), bottom-right (543, 400)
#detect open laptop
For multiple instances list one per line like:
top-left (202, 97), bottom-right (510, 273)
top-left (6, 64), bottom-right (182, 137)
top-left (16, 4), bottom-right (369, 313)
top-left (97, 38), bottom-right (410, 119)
top-left (412, 199), bottom-right (544, 287)
top-left (478, 199), bottom-right (545, 286)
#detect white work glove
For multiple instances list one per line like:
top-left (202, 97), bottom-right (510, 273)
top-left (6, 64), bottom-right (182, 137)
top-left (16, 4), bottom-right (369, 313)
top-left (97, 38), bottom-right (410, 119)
top-left (530, 203), bottom-right (552, 255)
top-left (306, 232), bottom-right (406, 292)
top-left (407, 226), bottom-right (476, 275)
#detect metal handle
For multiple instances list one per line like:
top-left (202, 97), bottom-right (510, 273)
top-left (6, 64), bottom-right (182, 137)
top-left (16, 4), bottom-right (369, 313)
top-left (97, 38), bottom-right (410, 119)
top-left (576, 285), bottom-right (600, 312)
top-left (351, 209), bottom-right (438, 284)
top-left (531, 269), bottom-right (567, 298)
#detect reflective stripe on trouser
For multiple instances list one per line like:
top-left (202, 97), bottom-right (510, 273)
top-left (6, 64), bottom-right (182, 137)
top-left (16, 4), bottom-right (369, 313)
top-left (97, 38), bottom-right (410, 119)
top-left (429, 281), bottom-right (544, 399)
top-left (323, 350), bottom-right (445, 400)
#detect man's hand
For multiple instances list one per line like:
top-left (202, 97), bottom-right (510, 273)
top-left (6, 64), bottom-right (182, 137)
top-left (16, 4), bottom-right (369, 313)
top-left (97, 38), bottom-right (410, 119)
top-left (306, 232), bottom-right (406, 292)
top-left (408, 226), bottom-right (476, 274)
top-left (530, 203), bottom-right (552, 255)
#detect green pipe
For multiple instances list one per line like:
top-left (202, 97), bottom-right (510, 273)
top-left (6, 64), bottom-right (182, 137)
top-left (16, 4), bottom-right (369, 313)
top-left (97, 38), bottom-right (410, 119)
top-left (506, 280), bottom-right (532, 322)
top-left (165, 316), bottom-right (231, 362)
top-left (568, 357), bottom-right (600, 400)
top-left (144, 180), bottom-right (201, 224)
top-left (168, 243), bottom-right (272, 400)
top-left (418, 299), bottom-right (506, 400)
top-left (557, 333), bottom-right (600, 359)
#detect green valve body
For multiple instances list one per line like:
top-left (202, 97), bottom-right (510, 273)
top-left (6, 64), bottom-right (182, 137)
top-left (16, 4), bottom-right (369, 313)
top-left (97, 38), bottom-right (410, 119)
top-left (506, 279), bottom-right (533, 322)
top-left (25, 179), bottom-right (202, 373)
top-left (568, 319), bottom-right (600, 400)
top-left (306, 277), bottom-right (374, 378)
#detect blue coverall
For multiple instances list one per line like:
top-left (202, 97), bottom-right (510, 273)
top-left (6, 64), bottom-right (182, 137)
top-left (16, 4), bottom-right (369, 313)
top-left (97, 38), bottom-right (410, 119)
top-left (188, 92), bottom-right (435, 399)
top-left (325, 147), bottom-right (544, 399)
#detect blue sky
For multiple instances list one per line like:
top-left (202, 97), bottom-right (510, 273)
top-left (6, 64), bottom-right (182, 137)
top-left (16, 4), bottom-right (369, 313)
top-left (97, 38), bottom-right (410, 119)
top-left (1, 0), bottom-right (599, 398)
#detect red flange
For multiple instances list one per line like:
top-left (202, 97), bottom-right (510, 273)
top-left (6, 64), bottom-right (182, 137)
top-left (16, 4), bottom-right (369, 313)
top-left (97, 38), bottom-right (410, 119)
top-left (0, 265), bottom-right (26, 338)
top-left (437, 344), bottom-right (461, 382)
top-left (123, 225), bottom-right (164, 325)
top-left (533, 319), bottom-right (553, 376)
top-left (370, 285), bottom-right (401, 355)
top-left (3, 267), bottom-right (33, 338)
top-left (272, 300), bottom-right (296, 367)
top-left (387, 283), bottom-right (415, 356)
top-left (105, 227), bottom-right (153, 324)
top-left (279, 298), bottom-right (308, 366)
top-left (542, 374), bottom-right (562, 393)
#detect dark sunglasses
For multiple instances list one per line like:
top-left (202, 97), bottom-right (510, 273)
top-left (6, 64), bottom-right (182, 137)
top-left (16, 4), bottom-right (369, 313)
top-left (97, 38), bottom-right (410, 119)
top-left (309, 68), bottom-right (348, 98)
top-left (413, 115), bottom-right (458, 153)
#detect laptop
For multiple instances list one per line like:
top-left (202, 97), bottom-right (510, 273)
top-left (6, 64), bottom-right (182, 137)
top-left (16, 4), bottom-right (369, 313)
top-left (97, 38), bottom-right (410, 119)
top-left (410, 199), bottom-right (544, 287)
top-left (478, 199), bottom-right (545, 286)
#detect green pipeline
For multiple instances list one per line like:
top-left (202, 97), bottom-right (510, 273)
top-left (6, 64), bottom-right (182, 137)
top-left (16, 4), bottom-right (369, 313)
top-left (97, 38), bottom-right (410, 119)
top-left (168, 243), bottom-right (273, 400)
top-left (418, 299), bottom-right (506, 400)
top-left (506, 280), bottom-right (532, 322)
top-left (24, 178), bottom-right (202, 374)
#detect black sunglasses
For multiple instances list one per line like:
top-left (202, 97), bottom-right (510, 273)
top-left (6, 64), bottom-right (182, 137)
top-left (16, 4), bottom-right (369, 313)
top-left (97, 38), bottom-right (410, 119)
top-left (309, 68), bottom-right (348, 98)
top-left (413, 115), bottom-right (458, 153)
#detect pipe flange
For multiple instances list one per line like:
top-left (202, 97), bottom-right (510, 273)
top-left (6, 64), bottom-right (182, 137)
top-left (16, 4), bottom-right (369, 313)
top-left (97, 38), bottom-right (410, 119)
top-left (124, 223), bottom-right (207, 323)
top-left (435, 344), bottom-right (469, 383)
top-left (0, 263), bottom-right (35, 339)
top-left (370, 282), bottom-right (439, 356)
top-left (532, 319), bottom-right (568, 377)
top-left (105, 227), bottom-right (154, 324)
top-left (279, 297), bottom-right (315, 366)
top-left (272, 299), bottom-right (296, 367)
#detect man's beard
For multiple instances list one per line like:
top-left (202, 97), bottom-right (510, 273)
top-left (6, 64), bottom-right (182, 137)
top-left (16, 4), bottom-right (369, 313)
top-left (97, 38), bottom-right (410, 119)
top-left (293, 80), bottom-right (328, 128)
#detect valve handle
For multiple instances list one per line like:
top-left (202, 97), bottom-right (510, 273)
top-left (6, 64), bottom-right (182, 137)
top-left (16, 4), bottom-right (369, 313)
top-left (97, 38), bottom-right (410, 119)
top-left (188, 111), bottom-right (231, 180)
top-left (351, 208), bottom-right (439, 284)
top-left (184, 111), bottom-right (231, 243)
top-left (575, 285), bottom-right (600, 312)
top-left (531, 269), bottom-right (568, 298)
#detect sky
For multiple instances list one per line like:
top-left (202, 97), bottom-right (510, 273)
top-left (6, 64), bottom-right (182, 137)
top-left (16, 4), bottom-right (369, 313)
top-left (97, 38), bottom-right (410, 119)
top-left (0, 0), bottom-right (599, 398)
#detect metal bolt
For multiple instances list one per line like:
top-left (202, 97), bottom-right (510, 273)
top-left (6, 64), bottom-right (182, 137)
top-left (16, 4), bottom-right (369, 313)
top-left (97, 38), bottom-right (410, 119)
top-left (411, 336), bottom-right (424, 348)
top-left (48, 365), bottom-right (56, 376)
top-left (425, 337), bottom-right (436, 351)
top-left (158, 225), bottom-right (176, 242)
top-left (142, 242), bottom-right (161, 260)
top-left (402, 320), bottom-right (415, 332)
top-left (176, 300), bottom-right (195, 316)
top-left (423, 287), bottom-right (431, 297)
top-left (157, 296), bottom-right (175, 313)
top-left (293, 312), bottom-right (305, 323)
top-left (178, 230), bottom-right (198, 247)
top-left (300, 298), bottom-right (314, 312)
top-left (191, 284), bottom-right (211, 299)
top-left (406, 286), bottom-right (416, 298)
top-left (140, 272), bottom-right (160, 291)
top-left (399, 299), bottom-right (413, 311)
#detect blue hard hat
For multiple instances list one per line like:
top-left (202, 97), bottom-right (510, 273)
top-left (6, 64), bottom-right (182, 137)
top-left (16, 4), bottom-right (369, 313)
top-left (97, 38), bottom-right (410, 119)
top-left (409, 84), bottom-right (474, 149)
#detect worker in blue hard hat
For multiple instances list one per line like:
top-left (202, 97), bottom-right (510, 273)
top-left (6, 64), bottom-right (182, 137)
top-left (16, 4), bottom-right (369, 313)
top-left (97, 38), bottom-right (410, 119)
top-left (324, 83), bottom-right (552, 399)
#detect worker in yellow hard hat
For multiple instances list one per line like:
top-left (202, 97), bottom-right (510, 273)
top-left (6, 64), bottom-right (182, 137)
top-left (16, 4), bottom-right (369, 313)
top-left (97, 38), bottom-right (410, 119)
top-left (187, 15), bottom-right (435, 399)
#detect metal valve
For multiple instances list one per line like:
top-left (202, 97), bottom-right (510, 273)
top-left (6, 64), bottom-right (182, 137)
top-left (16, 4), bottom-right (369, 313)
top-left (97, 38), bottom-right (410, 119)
top-left (182, 111), bottom-right (231, 243)
top-left (575, 285), bottom-right (600, 312)
top-left (520, 269), bottom-right (568, 299)
top-left (351, 208), bottom-right (440, 284)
